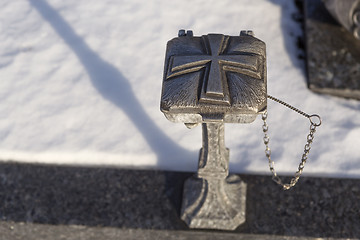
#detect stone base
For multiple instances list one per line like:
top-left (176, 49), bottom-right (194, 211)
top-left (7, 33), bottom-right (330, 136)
top-left (305, 0), bottom-right (360, 99)
top-left (1, 162), bottom-right (360, 238)
top-left (180, 174), bottom-right (246, 230)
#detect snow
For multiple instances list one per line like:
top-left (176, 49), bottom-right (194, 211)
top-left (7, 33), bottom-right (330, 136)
top-left (0, 0), bottom-right (359, 178)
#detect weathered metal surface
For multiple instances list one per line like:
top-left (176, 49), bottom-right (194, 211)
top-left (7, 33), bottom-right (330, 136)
top-left (160, 30), bottom-right (266, 230)
top-left (160, 31), bottom-right (267, 124)
top-left (180, 123), bottom-right (246, 230)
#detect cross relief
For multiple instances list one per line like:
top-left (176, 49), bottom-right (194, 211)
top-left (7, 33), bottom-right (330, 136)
top-left (166, 34), bottom-right (262, 106)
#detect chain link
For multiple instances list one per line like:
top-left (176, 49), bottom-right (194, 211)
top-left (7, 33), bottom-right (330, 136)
top-left (263, 95), bottom-right (322, 190)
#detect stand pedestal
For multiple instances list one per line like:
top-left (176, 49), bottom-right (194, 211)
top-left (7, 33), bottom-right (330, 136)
top-left (180, 123), bottom-right (247, 230)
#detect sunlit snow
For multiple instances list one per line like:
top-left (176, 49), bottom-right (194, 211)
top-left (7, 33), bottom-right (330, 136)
top-left (0, 0), bottom-right (359, 178)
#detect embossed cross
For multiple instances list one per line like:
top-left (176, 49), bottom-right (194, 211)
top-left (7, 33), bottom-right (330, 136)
top-left (166, 34), bottom-right (261, 105)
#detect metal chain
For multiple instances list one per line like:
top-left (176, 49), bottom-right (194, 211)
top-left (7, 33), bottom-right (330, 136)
top-left (262, 95), bottom-right (322, 190)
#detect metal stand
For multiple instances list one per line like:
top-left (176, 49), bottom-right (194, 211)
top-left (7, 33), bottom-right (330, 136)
top-left (161, 31), bottom-right (267, 230)
top-left (180, 123), bottom-right (246, 230)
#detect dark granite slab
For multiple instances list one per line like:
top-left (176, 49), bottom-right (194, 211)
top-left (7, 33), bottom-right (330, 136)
top-left (304, 0), bottom-right (360, 99)
top-left (0, 221), bottom-right (347, 240)
top-left (0, 162), bottom-right (359, 239)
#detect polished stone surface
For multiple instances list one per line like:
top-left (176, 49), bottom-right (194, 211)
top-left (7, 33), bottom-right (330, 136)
top-left (0, 221), bottom-right (349, 240)
top-left (0, 162), bottom-right (359, 238)
top-left (305, 0), bottom-right (360, 99)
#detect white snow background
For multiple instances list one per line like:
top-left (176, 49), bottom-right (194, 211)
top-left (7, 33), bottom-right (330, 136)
top-left (0, 0), bottom-right (359, 178)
